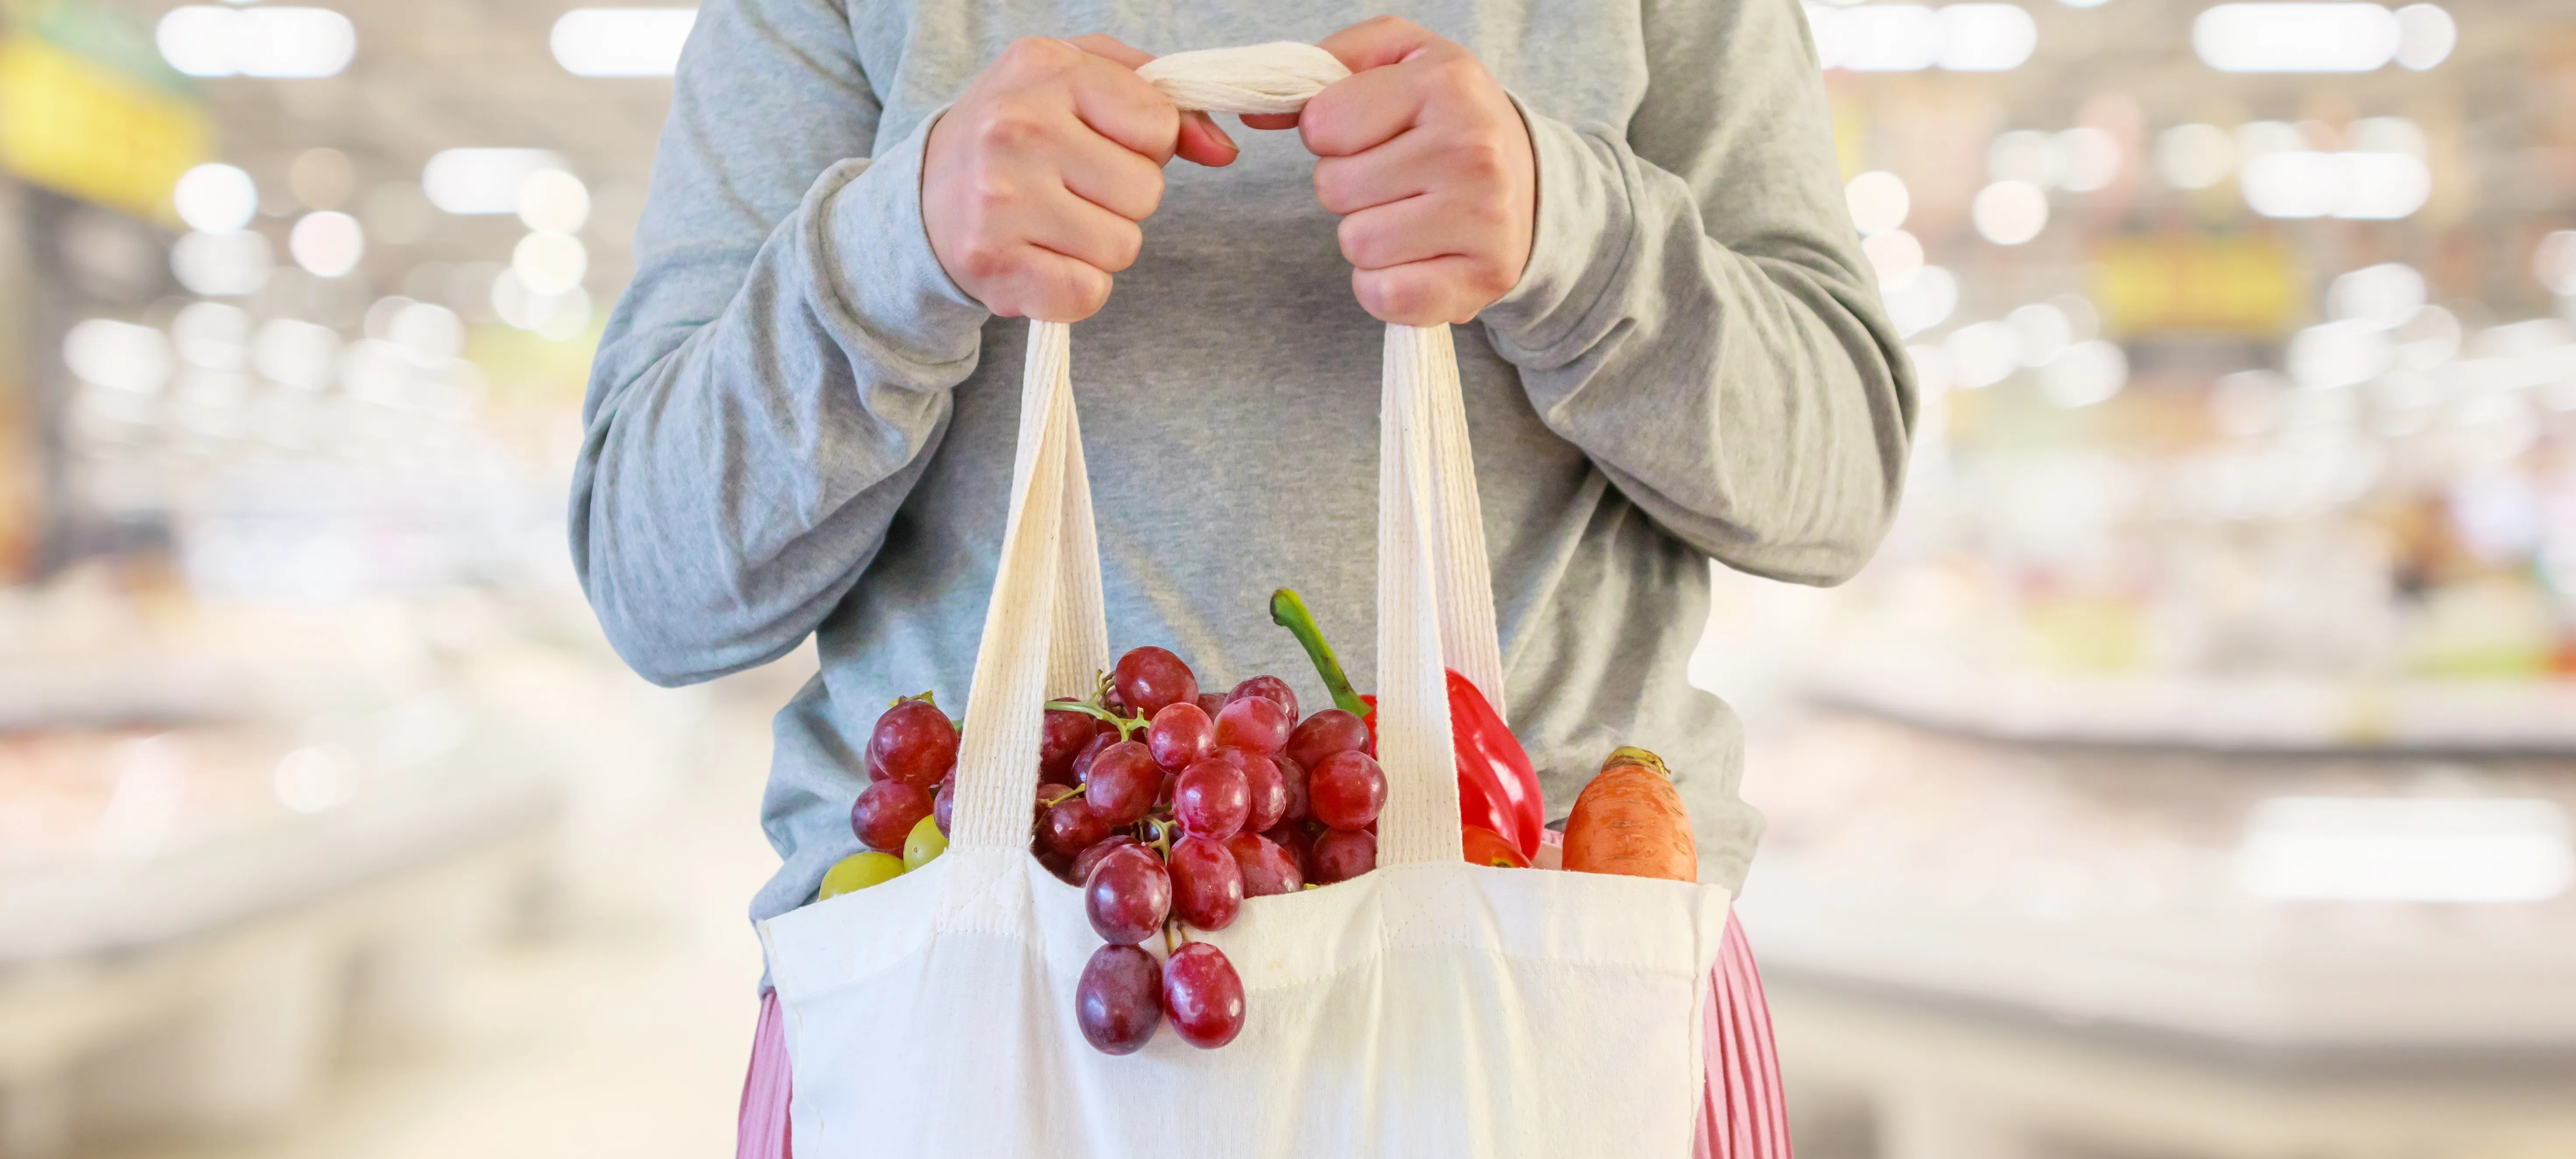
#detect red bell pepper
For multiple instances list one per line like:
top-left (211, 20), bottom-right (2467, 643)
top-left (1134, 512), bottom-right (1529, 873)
top-left (1269, 590), bottom-right (1548, 860)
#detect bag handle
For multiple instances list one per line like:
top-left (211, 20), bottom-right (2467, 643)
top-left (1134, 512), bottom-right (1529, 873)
top-left (948, 44), bottom-right (1505, 869)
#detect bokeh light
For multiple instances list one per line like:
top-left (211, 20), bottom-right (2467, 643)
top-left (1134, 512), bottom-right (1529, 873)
top-left (2154, 123), bottom-right (2236, 189)
top-left (289, 211), bottom-right (366, 278)
top-left (424, 149), bottom-right (569, 215)
top-left (1971, 179), bottom-right (2049, 244)
top-left (171, 230), bottom-right (275, 297)
top-left (172, 164), bottom-right (259, 234)
top-left (512, 231), bottom-right (589, 296)
top-left (517, 170), bottom-right (593, 234)
top-left (1845, 171), bottom-right (1911, 237)
top-left (1863, 229), bottom-right (1926, 292)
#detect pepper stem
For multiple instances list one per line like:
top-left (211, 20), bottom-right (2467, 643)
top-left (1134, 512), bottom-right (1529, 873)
top-left (1269, 588), bottom-right (1368, 718)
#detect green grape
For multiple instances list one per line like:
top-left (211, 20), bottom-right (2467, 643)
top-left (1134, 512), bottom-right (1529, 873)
top-left (903, 813), bottom-right (948, 872)
top-left (819, 851), bottom-right (905, 899)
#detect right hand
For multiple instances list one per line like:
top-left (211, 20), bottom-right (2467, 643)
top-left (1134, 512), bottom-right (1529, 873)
top-left (923, 36), bottom-right (1238, 322)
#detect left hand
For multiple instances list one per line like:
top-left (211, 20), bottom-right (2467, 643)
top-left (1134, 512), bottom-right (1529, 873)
top-left (1241, 17), bottom-right (1537, 326)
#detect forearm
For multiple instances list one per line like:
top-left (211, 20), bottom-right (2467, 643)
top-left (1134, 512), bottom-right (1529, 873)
top-left (1478, 0), bottom-right (1915, 585)
top-left (1483, 110), bottom-right (1910, 584)
top-left (572, 119), bottom-right (989, 684)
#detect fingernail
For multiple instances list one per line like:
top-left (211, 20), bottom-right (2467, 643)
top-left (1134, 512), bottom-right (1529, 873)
top-left (1199, 113), bottom-right (1235, 153)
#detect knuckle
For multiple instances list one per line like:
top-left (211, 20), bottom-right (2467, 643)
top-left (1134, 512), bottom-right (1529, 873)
top-left (1452, 137), bottom-right (1509, 184)
top-left (1000, 36), bottom-right (1075, 74)
top-left (965, 185), bottom-right (1015, 225)
top-left (975, 112), bottom-right (1043, 153)
top-left (1336, 215), bottom-right (1380, 268)
top-left (954, 238), bottom-right (1011, 281)
top-left (1364, 14), bottom-right (1421, 39)
top-left (1103, 223), bottom-right (1143, 271)
top-left (1129, 167), bottom-right (1165, 217)
top-left (1311, 163), bottom-right (1351, 213)
top-left (1433, 52), bottom-right (1486, 92)
top-left (1063, 269), bottom-right (1112, 320)
top-left (1358, 272), bottom-right (1422, 324)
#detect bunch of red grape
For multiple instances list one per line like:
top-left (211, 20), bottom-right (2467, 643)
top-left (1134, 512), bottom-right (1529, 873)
top-left (846, 644), bottom-right (1390, 1055)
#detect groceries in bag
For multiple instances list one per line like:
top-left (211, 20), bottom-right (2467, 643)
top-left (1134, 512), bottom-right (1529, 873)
top-left (1268, 588), bottom-right (1548, 859)
top-left (1562, 747), bottom-right (1698, 882)
top-left (807, 594), bottom-right (1695, 1057)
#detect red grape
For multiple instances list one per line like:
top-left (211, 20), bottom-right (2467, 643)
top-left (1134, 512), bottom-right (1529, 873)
top-left (1147, 702), bottom-right (1216, 771)
top-left (1241, 755), bottom-right (1287, 833)
top-left (1309, 827), bottom-right (1377, 883)
top-left (1284, 708), bottom-right (1370, 774)
top-left (1173, 759), bottom-right (1251, 840)
top-left (1309, 750), bottom-right (1387, 831)
top-left (1263, 822), bottom-right (1313, 874)
top-left (1196, 691), bottom-right (1230, 718)
top-left (1069, 731), bottom-right (1116, 784)
top-left (1214, 695), bottom-right (1292, 755)
top-left (1169, 835), bottom-right (1244, 930)
top-left (1077, 944), bottom-right (1163, 1055)
top-left (1227, 676), bottom-right (1300, 724)
top-left (1157, 770), bottom-right (1178, 809)
top-left (1041, 797), bottom-right (1110, 857)
top-left (1226, 833), bottom-right (1303, 896)
top-left (853, 779), bottom-right (932, 852)
top-left (867, 698), bottom-right (959, 789)
top-left (1274, 755), bottom-right (1309, 823)
top-left (1039, 710), bottom-right (1096, 785)
top-left (1081, 741), bottom-right (1160, 826)
top-left (1070, 833), bottom-right (1140, 886)
top-left (933, 778), bottom-right (955, 835)
top-left (1113, 647), bottom-right (1199, 720)
top-left (1162, 942), bottom-right (1246, 1049)
top-left (1084, 846), bottom-right (1172, 945)
top-left (1039, 848), bottom-right (1080, 884)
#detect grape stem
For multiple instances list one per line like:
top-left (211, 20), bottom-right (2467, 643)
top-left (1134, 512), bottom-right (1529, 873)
top-left (1042, 784), bottom-right (1086, 809)
top-left (1046, 698), bottom-right (1147, 741)
top-left (1269, 588), bottom-right (1369, 718)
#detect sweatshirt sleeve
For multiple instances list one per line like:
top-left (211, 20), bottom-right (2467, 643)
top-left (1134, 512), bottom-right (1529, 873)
top-left (569, 0), bottom-right (991, 686)
top-left (1478, 0), bottom-right (1915, 586)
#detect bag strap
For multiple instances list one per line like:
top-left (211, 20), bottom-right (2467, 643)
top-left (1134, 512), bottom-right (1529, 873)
top-left (949, 44), bottom-right (1504, 868)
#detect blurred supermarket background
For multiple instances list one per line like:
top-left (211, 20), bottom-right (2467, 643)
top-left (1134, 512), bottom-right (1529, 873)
top-left (0, 0), bottom-right (2572, 1156)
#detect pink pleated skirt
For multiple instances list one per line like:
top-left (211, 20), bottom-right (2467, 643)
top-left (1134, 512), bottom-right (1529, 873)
top-left (734, 910), bottom-right (1790, 1158)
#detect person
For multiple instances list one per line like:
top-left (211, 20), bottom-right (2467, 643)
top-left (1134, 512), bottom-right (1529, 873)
top-left (571, 4), bottom-right (1909, 1154)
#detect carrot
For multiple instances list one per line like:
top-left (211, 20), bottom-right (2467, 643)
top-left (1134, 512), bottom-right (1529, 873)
top-left (1562, 747), bottom-right (1696, 882)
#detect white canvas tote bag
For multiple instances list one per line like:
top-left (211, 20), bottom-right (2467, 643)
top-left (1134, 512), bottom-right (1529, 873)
top-left (758, 44), bottom-right (1734, 1159)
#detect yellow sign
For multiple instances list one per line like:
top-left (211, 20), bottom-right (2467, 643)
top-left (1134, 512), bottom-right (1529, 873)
top-left (2092, 235), bottom-right (2303, 338)
top-left (0, 35), bottom-right (211, 223)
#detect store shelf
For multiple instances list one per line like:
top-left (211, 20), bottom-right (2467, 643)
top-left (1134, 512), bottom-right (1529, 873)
top-left (1801, 652), bottom-right (2576, 753)
top-left (1737, 854), bottom-right (2576, 1053)
top-left (0, 761), bottom-right (557, 964)
top-left (1734, 712), bottom-right (2576, 1054)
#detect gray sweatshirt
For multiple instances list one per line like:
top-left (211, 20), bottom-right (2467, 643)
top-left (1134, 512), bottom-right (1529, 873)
top-left (572, 0), bottom-right (1912, 925)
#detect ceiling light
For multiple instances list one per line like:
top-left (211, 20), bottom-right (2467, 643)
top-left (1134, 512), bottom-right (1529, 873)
top-left (158, 6), bottom-right (357, 79)
top-left (2193, 3), bottom-right (2401, 72)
